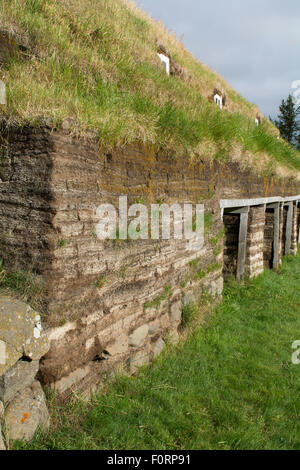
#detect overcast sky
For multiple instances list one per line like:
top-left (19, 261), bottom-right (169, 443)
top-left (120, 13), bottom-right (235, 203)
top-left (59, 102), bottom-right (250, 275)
top-left (136, 0), bottom-right (300, 119)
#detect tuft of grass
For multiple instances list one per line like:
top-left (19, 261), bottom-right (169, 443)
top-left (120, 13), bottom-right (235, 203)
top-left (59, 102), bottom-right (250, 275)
top-left (204, 213), bottom-right (213, 235)
top-left (213, 245), bottom-right (222, 257)
top-left (189, 257), bottom-right (200, 269)
top-left (195, 269), bottom-right (206, 281)
top-left (0, 0), bottom-right (299, 173)
top-left (181, 302), bottom-right (199, 327)
top-left (0, 259), bottom-right (45, 313)
top-left (144, 284), bottom-right (172, 309)
top-left (209, 236), bottom-right (219, 246)
top-left (206, 262), bottom-right (223, 273)
top-left (26, 0), bottom-right (43, 13)
top-left (119, 264), bottom-right (129, 279)
top-left (94, 275), bottom-right (107, 289)
top-left (14, 252), bottom-right (300, 450)
top-left (56, 238), bottom-right (68, 248)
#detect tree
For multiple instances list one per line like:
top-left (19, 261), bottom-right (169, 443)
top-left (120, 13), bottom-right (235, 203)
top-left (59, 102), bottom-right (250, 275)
top-left (297, 132), bottom-right (300, 151)
top-left (272, 95), bottom-right (299, 147)
top-left (296, 105), bottom-right (300, 150)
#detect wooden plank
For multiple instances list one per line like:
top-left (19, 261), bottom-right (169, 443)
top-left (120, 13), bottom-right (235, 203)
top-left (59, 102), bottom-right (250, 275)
top-left (285, 202), bottom-right (293, 255)
top-left (273, 203), bottom-right (280, 269)
top-left (220, 196), bottom-right (300, 210)
top-left (237, 209), bottom-right (249, 282)
top-left (224, 207), bottom-right (249, 215)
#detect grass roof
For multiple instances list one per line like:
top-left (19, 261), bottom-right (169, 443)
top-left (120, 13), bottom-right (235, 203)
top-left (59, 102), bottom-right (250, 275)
top-left (1, 0), bottom-right (300, 177)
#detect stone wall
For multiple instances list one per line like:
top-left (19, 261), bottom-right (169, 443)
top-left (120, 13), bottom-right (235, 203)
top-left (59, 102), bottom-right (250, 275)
top-left (0, 123), bottom-right (300, 401)
top-left (245, 206), bottom-right (265, 278)
top-left (0, 296), bottom-right (50, 448)
top-left (291, 205), bottom-right (299, 256)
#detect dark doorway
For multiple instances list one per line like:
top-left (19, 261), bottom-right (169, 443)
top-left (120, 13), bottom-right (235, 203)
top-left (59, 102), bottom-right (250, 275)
top-left (223, 214), bottom-right (240, 280)
top-left (264, 208), bottom-right (275, 269)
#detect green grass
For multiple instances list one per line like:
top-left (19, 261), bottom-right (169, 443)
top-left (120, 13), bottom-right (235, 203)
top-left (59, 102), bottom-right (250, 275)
top-left (14, 252), bottom-right (300, 450)
top-left (56, 238), bottom-right (68, 248)
top-left (94, 275), bottom-right (107, 289)
top-left (1, 0), bottom-right (300, 172)
top-left (181, 302), bottom-right (199, 327)
top-left (144, 285), bottom-right (172, 310)
top-left (0, 259), bottom-right (45, 313)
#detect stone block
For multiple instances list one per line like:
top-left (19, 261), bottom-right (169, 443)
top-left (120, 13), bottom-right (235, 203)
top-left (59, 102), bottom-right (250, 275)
top-left (106, 334), bottom-right (129, 356)
top-left (160, 313), bottom-right (170, 330)
top-left (157, 299), bottom-right (169, 313)
top-left (0, 424), bottom-right (5, 450)
top-left (0, 296), bottom-right (50, 376)
top-left (215, 277), bottom-right (223, 296)
top-left (0, 341), bottom-right (5, 367)
top-left (148, 320), bottom-right (160, 336)
top-left (153, 338), bottom-right (165, 358)
top-left (206, 277), bottom-right (223, 297)
top-left (51, 365), bottom-right (91, 395)
top-left (0, 401), bottom-right (3, 422)
top-left (5, 381), bottom-right (50, 442)
top-left (169, 301), bottom-right (182, 326)
top-left (183, 293), bottom-right (195, 306)
top-left (129, 350), bottom-right (150, 374)
top-left (0, 80), bottom-right (6, 106)
top-left (0, 360), bottom-right (39, 404)
top-left (168, 329), bottom-right (180, 345)
top-left (128, 325), bottom-right (149, 348)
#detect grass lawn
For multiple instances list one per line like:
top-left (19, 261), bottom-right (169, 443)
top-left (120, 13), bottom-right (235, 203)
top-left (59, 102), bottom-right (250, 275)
top-left (15, 253), bottom-right (300, 450)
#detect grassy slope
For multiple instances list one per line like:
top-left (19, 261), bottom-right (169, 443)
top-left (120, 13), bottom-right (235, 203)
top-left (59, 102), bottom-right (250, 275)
top-left (1, 0), bottom-right (300, 173)
top-left (16, 253), bottom-right (300, 450)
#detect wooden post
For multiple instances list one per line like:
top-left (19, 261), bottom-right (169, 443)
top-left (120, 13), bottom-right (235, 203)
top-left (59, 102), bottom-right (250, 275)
top-left (273, 203), bottom-right (280, 269)
top-left (237, 209), bottom-right (249, 282)
top-left (285, 202), bottom-right (293, 255)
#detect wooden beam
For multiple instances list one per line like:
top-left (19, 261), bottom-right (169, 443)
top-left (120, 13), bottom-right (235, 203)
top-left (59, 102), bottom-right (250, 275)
top-left (224, 207), bottom-right (249, 215)
top-left (285, 202), bottom-right (293, 255)
top-left (273, 203), bottom-right (280, 270)
top-left (237, 209), bottom-right (249, 282)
